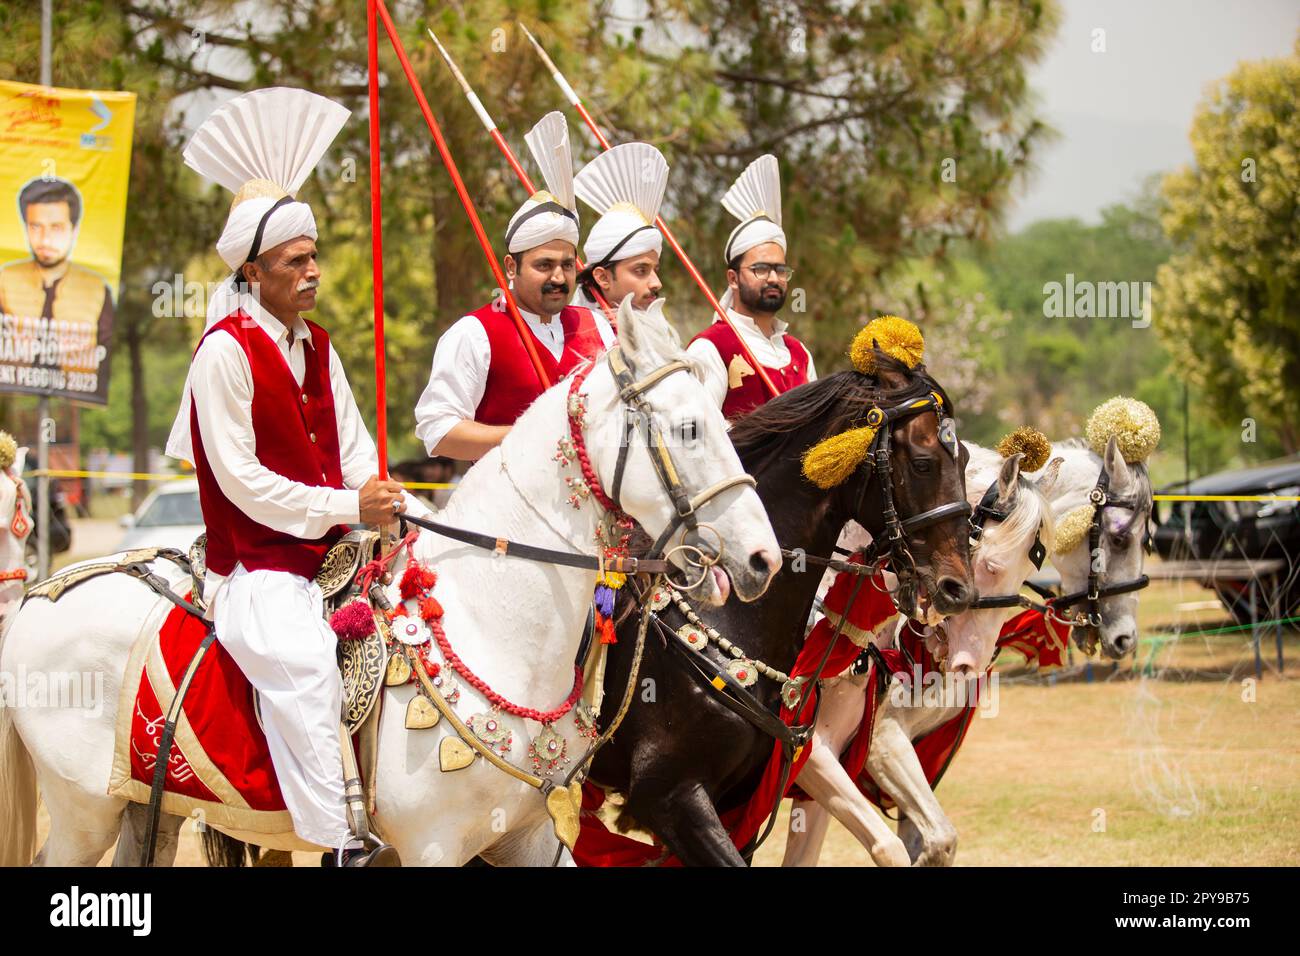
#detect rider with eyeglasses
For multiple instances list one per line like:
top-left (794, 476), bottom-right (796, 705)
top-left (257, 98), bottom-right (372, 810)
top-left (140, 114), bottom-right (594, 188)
top-left (687, 155), bottom-right (817, 418)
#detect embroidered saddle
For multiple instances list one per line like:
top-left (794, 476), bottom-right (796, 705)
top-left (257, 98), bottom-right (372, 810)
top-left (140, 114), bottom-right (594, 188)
top-left (26, 530), bottom-right (387, 735)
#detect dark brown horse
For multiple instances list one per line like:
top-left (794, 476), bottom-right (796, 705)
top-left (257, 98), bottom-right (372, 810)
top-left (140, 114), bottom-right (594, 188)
top-left (585, 352), bottom-right (975, 866)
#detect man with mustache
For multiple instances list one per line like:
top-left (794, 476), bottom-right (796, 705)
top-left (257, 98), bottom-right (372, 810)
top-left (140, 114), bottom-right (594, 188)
top-left (416, 113), bottom-right (611, 462)
top-left (687, 154), bottom-right (816, 418)
top-left (0, 177), bottom-right (115, 398)
top-left (166, 89), bottom-right (418, 866)
top-left (571, 142), bottom-right (670, 319)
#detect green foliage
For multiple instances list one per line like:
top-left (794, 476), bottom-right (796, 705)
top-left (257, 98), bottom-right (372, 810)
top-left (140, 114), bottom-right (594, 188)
top-left (1156, 36), bottom-right (1300, 454)
top-left (3, 0), bottom-right (1059, 468)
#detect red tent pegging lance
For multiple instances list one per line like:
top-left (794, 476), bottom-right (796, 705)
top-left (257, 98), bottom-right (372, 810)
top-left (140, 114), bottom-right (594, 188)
top-left (425, 27), bottom-right (620, 330)
top-left (366, 0), bottom-right (387, 477)
top-left (519, 22), bottom-right (779, 400)
top-left (367, 0), bottom-right (554, 465)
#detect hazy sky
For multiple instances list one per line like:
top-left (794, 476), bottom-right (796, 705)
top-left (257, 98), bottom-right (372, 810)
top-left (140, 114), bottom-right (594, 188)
top-left (1007, 0), bottom-right (1299, 229)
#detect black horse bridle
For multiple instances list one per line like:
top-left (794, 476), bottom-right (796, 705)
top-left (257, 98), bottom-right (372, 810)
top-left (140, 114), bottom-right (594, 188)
top-left (1046, 463), bottom-right (1151, 629)
top-left (842, 393), bottom-right (972, 616)
top-left (965, 481), bottom-right (1049, 611)
top-left (603, 345), bottom-right (757, 573)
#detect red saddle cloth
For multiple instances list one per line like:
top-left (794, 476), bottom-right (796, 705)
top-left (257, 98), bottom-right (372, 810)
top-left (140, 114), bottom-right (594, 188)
top-left (108, 598), bottom-right (297, 838)
top-left (836, 605), bottom-right (1071, 810)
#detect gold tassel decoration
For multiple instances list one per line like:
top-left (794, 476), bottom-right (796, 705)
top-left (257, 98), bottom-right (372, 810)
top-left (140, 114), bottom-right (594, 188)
top-left (1053, 504), bottom-right (1096, 555)
top-left (801, 425), bottom-right (877, 489)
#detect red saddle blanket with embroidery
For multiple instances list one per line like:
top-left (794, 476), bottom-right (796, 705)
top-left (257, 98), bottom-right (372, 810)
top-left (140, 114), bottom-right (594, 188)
top-left (107, 598), bottom-right (297, 838)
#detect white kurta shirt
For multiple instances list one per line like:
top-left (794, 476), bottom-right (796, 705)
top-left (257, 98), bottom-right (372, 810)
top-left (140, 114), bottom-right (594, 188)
top-left (414, 303), bottom-right (616, 455)
top-left (189, 298), bottom-right (426, 611)
top-left (685, 308), bottom-right (818, 409)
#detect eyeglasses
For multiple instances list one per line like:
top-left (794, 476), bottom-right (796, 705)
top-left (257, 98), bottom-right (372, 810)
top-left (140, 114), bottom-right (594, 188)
top-left (744, 263), bottom-right (794, 281)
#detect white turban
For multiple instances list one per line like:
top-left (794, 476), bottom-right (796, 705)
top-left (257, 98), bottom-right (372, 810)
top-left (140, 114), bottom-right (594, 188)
top-left (724, 216), bottom-right (786, 264)
top-left (718, 154), bottom-right (787, 308)
top-left (505, 193), bottom-right (579, 254)
top-left (215, 195), bottom-right (318, 273)
top-left (167, 88), bottom-right (349, 463)
top-left (508, 111), bottom-right (580, 255)
top-left (575, 143), bottom-right (669, 268)
top-left (581, 207), bottom-right (661, 265)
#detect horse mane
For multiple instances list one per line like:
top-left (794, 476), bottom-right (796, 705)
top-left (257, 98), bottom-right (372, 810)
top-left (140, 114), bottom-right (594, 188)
top-left (995, 474), bottom-right (1058, 555)
top-left (727, 350), bottom-right (952, 472)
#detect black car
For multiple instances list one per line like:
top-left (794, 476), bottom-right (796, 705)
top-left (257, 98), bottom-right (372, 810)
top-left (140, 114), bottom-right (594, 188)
top-left (1153, 456), bottom-right (1300, 623)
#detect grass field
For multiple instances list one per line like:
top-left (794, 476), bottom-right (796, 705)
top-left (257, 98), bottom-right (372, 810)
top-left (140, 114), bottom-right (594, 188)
top-left (27, 558), bottom-right (1300, 867)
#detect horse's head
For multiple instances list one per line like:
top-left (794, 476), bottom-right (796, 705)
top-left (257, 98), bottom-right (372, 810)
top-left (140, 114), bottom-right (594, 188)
top-left (867, 356), bottom-right (975, 619)
top-left (1047, 435), bottom-right (1153, 659)
top-left (777, 342), bottom-right (975, 620)
top-left (940, 450), bottom-right (1058, 676)
top-left (580, 295), bottom-right (780, 605)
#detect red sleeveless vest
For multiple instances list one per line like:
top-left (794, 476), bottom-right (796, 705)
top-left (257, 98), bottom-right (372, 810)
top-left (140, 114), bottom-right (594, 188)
top-left (471, 301), bottom-right (606, 425)
top-left (691, 320), bottom-right (811, 418)
top-left (190, 311), bottom-right (347, 579)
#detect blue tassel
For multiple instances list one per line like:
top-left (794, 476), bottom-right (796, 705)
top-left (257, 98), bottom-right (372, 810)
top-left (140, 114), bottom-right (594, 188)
top-left (594, 583), bottom-right (615, 619)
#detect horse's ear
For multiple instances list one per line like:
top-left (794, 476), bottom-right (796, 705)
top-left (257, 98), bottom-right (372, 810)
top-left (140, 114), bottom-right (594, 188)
top-left (873, 360), bottom-right (909, 391)
top-left (1103, 434), bottom-right (1132, 488)
top-left (615, 292), bottom-right (643, 360)
top-left (1035, 456), bottom-right (1064, 496)
top-left (996, 452), bottom-right (1022, 503)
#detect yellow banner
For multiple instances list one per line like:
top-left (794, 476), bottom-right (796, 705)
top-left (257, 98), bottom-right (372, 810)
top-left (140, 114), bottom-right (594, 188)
top-left (0, 79), bottom-right (136, 404)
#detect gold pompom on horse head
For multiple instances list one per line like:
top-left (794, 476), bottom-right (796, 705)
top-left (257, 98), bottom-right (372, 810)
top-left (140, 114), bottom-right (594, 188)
top-left (995, 425), bottom-right (1051, 473)
top-left (801, 316), bottom-right (926, 489)
top-left (0, 431), bottom-right (16, 472)
top-left (1084, 396), bottom-right (1161, 465)
top-left (849, 315), bottom-right (925, 376)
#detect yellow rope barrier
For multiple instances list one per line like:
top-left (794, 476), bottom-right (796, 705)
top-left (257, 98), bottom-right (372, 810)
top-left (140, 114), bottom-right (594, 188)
top-left (25, 473), bottom-right (1296, 503)
top-left (1153, 494), bottom-right (1300, 502)
top-left (26, 469), bottom-right (455, 491)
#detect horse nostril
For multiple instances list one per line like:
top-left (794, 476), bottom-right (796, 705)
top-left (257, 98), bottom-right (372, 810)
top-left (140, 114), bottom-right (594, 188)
top-left (936, 576), bottom-right (972, 607)
top-left (1112, 633), bottom-right (1135, 654)
top-left (749, 549), bottom-right (778, 576)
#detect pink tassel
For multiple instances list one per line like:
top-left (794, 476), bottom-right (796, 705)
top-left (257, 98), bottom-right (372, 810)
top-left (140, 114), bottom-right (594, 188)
top-left (330, 600), bottom-right (375, 642)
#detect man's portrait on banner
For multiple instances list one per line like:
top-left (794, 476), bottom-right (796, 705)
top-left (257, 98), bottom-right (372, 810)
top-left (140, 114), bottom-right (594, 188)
top-left (0, 176), bottom-right (113, 392)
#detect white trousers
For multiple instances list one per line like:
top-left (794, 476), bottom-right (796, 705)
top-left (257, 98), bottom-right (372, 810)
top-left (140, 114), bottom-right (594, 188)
top-left (213, 565), bottom-right (349, 849)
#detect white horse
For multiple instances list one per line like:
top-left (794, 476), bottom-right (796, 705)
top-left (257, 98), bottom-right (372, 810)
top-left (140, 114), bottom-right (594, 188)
top-left (0, 445), bottom-right (31, 635)
top-left (0, 298), bottom-right (781, 867)
top-left (784, 436), bottom-right (1151, 866)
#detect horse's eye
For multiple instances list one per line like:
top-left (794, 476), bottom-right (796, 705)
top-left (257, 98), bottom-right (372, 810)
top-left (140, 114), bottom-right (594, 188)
top-left (1110, 531), bottom-right (1132, 549)
top-left (911, 458), bottom-right (933, 475)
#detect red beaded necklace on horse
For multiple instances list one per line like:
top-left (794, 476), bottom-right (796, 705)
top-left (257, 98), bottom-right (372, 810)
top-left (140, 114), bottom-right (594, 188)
top-left (555, 363), bottom-right (635, 644)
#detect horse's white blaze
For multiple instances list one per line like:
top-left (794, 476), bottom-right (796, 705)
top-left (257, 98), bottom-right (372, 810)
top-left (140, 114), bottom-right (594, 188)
top-left (0, 296), bottom-right (779, 867)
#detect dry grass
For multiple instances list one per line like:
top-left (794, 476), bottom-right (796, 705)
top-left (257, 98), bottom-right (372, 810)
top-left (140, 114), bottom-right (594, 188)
top-left (754, 677), bottom-right (1300, 866)
top-left (27, 557), bottom-right (1300, 867)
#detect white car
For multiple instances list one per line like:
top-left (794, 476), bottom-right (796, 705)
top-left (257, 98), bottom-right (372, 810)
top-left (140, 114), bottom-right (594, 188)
top-left (117, 479), bottom-right (205, 552)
